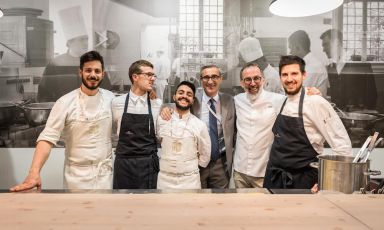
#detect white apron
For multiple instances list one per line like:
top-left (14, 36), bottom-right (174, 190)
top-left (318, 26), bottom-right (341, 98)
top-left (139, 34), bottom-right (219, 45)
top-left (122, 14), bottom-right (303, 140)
top-left (157, 135), bottom-right (201, 189)
top-left (63, 90), bottom-right (113, 189)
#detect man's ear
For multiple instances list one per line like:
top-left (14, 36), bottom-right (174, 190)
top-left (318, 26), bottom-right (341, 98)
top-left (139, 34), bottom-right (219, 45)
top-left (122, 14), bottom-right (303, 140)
top-left (172, 94), bottom-right (176, 102)
top-left (302, 71), bottom-right (307, 80)
top-left (78, 68), bottom-right (82, 77)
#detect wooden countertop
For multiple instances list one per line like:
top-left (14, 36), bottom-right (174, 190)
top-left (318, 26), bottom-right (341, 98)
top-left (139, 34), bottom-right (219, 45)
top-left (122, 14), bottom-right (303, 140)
top-left (0, 192), bottom-right (382, 229)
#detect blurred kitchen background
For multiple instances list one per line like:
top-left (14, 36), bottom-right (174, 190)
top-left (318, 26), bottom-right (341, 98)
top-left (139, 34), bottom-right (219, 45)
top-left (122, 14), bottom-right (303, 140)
top-left (0, 0), bottom-right (384, 148)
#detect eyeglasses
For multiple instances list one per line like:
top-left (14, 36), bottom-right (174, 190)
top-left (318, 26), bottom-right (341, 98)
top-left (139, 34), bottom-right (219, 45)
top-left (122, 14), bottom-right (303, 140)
top-left (201, 75), bottom-right (221, 82)
top-left (243, 76), bottom-right (262, 84)
top-left (138, 72), bottom-right (157, 79)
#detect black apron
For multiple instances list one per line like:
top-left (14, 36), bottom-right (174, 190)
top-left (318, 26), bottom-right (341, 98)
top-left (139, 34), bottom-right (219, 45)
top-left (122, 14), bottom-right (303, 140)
top-left (263, 88), bottom-right (318, 189)
top-left (113, 93), bottom-right (159, 189)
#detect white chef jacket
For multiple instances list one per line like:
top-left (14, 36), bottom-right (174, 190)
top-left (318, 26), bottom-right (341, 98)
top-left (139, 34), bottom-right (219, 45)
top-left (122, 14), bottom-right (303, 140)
top-left (234, 89), bottom-right (286, 177)
top-left (37, 88), bottom-right (115, 189)
top-left (111, 90), bottom-right (162, 134)
top-left (282, 90), bottom-right (353, 156)
top-left (263, 64), bottom-right (284, 94)
top-left (157, 111), bottom-right (211, 168)
top-left (303, 52), bottom-right (329, 97)
top-left (38, 88), bottom-right (114, 146)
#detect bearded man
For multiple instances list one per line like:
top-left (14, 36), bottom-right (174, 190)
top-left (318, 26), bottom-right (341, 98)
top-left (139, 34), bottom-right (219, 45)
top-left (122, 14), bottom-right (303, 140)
top-left (156, 81), bottom-right (211, 189)
top-left (11, 51), bottom-right (115, 191)
top-left (263, 55), bottom-right (352, 190)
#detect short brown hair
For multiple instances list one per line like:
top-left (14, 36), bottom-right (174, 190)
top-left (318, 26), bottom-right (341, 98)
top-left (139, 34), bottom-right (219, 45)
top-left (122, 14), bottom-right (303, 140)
top-left (128, 60), bottom-right (154, 83)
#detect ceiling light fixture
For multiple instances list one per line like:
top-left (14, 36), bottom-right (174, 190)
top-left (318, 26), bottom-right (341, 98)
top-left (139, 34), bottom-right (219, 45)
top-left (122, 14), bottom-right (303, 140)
top-left (0, 8), bottom-right (4, 18)
top-left (269, 0), bottom-right (344, 17)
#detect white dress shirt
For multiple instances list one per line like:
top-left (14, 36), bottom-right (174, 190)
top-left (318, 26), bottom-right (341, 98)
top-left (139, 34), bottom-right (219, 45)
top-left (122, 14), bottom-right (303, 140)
top-left (303, 52), bottom-right (329, 97)
top-left (112, 90), bottom-right (162, 134)
top-left (201, 91), bottom-right (222, 135)
top-left (282, 90), bottom-right (353, 156)
top-left (157, 111), bottom-right (211, 168)
top-left (234, 89), bottom-right (286, 177)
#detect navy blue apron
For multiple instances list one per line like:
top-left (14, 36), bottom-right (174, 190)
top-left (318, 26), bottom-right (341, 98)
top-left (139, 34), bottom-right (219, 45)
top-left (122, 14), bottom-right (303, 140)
top-left (113, 93), bottom-right (159, 189)
top-left (263, 88), bottom-right (318, 189)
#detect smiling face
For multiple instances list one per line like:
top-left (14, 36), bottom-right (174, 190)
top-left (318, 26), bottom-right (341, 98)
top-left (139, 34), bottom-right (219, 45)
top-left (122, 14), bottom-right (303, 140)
top-left (200, 67), bottom-right (222, 97)
top-left (280, 63), bottom-right (306, 95)
top-left (79, 60), bottom-right (105, 91)
top-left (240, 65), bottom-right (264, 95)
top-left (173, 84), bottom-right (194, 111)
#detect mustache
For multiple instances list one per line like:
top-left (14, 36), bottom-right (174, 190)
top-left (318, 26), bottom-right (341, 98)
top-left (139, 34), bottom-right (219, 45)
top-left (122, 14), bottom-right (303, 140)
top-left (177, 97), bottom-right (191, 103)
top-left (88, 76), bottom-right (98, 81)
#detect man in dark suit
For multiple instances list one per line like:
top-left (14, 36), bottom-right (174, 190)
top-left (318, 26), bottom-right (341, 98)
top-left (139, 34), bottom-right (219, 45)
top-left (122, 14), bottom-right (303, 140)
top-left (192, 65), bottom-right (236, 188)
top-left (320, 29), bottom-right (377, 110)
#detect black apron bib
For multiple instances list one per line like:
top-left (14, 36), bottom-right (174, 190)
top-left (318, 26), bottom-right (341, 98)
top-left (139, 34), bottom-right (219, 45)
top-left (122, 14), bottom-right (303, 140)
top-left (263, 88), bottom-right (318, 189)
top-left (113, 93), bottom-right (159, 189)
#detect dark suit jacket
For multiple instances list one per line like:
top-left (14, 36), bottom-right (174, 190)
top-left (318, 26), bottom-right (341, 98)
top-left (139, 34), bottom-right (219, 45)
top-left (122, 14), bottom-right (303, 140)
top-left (192, 88), bottom-right (236, 176)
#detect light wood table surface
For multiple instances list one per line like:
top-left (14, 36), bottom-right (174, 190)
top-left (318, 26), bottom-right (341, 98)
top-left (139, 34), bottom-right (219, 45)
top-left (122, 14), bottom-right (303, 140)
top-left (0, 192), bottom-right (382, 229)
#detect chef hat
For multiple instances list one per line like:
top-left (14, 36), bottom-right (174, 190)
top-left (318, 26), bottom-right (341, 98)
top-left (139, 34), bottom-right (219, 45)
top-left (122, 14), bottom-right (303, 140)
top-left (59, 6), bottom-right (87, 41)
top-left (238, 37), bottom-right (264, 62)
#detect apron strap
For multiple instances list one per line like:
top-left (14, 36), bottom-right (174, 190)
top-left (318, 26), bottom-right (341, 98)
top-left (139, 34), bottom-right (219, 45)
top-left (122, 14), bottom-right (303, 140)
top-left (298, 87), bottom-right (305, 118)
top-left (123, 92), bottom-right (157, 148)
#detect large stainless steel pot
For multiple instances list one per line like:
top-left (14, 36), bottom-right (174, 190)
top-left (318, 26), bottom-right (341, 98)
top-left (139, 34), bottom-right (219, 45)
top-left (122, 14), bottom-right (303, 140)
top-left (311, 155), bottom-right (380, 194)
top-left (22, 102), bottom-right (54, 126)
top-left (0, 102), bottom-right (17, 125)
top-left (337, 112), bottom-right (384, 129)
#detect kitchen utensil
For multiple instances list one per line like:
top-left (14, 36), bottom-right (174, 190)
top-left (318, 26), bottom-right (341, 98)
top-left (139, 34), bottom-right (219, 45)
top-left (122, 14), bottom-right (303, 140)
top-left (362, 137), bottom-right (383, 163)
top-left (337, 112), bottom-right (384, 129)
top-left (22, 102), bottom-right (54, 126)
top-left (0, 102), bottom-right (18, 125)
top-left (353, 136), bottom-right (372, 163)
top-left (314, 155), bottom-right (380, 194)
top-left (358, 132), bottom-right (379, 163)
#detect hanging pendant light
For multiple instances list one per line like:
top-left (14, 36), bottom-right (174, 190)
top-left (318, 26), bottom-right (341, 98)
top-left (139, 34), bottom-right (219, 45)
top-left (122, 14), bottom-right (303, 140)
top-left (0, 8), bottom-right (4, 18)
top-left (269, 0), bottom-right (344, 17)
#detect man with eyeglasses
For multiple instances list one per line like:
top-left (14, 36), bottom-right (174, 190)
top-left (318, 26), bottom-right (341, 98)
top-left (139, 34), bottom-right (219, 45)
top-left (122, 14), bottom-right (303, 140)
top-left (112, 60), bottom-right (162, 189)
top-left (193, 65), bottom-right (236, 189)
top-left (233, 62), bottom-right (286, 188)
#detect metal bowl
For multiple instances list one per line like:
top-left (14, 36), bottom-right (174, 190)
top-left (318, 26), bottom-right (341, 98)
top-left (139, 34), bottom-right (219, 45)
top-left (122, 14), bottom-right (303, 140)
top-left (23, 102), bottom-right (54, 126)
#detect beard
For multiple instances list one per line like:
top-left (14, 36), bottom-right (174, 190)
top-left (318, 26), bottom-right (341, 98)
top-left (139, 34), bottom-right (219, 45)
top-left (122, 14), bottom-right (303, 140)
top-left (81, 75), bottom-right (103, 90)
top-left (175, 98), bottom-right (192, 111)
top-left (284, 84), bottom-right (302, 95)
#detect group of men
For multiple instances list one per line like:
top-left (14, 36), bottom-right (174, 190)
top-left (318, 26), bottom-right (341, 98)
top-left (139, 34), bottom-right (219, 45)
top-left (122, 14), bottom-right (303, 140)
top-left (10, 38), bottom-right (353, 191)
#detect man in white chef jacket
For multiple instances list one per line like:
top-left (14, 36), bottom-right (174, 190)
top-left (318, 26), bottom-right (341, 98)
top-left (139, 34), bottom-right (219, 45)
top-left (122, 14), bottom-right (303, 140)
top-left (233, 62), bottom-right (286, 188)
top-left (156, 81), bottom-right (211, 189)
top-left (263, 55), bottom-right (352, 190)
top-left (10, 51), bottom-right (115, 191)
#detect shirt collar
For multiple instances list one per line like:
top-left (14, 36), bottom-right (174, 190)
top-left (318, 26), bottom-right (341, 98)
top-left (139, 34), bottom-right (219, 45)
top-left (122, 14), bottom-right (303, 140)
top-left (202, 91), bottom-right (219, 104)
top-left (173, 110), bottom-right (191, 120)
top-left (129, 90), bottom-right (147, 105)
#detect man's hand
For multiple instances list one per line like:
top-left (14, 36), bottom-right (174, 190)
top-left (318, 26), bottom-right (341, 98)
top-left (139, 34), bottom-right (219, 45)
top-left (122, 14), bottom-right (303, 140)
top-left (305, 87), bottom-right (322, 96)
top-left (160, 106), bottom-right (173, 121)
top-left (311, 183), bottom-right (319, 194)
top-left (10, 173), bottom-right (42, 192)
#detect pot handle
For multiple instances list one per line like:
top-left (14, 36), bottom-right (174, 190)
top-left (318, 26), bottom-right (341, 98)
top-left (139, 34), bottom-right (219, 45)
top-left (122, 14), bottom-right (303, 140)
top-left (363, 170), bottom-right (381, 176)
top-left (309, 162), bottom-right (319, 169)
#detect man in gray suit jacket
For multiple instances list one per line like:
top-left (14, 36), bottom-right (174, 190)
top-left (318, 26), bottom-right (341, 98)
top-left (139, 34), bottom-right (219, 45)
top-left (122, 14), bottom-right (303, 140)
top-left (192, 65), bottom-right (236, 188)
